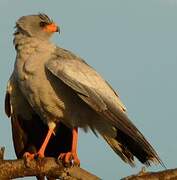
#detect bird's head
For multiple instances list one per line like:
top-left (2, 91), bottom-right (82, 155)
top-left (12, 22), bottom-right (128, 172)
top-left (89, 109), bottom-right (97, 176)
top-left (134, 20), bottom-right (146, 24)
top-left (15, 13), bottom-right (59, 40)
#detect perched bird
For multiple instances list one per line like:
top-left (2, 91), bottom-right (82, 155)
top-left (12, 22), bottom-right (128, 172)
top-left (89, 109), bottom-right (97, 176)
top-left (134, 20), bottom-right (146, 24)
top-left (5, 13), bottom-right (164, 178)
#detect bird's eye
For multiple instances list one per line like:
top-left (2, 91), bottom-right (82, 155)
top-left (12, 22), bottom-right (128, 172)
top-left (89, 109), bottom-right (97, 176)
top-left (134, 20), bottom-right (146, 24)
top-left (39, 21), bottom-right (48, 27)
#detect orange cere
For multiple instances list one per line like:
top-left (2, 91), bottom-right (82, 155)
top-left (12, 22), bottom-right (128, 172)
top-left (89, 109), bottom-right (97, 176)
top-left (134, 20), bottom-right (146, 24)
top-left (44, 23), bottom-right (58, 32)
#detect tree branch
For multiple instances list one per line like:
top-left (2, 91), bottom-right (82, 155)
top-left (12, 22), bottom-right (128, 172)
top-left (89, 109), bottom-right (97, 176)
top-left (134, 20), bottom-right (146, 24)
top-left (1, 147), bottom-right (177, 180)
top-left (122, 167), bottom-right (177, 180)
top-left (0, 148), bottom-right (100, 180)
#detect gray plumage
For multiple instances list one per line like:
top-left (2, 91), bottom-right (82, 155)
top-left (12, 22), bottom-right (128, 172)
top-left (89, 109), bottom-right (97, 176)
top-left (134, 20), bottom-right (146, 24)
top-left (5, 13), bottom-right (164, 173)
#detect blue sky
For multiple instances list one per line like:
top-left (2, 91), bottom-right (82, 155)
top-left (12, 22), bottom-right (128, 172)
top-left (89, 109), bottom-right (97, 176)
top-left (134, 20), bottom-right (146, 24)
top-left (0, 0), bottom-right (177, 179)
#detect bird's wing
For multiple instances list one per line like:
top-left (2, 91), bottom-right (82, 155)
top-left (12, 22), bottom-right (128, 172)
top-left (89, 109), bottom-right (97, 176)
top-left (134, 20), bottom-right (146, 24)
top-left (5, 74), bottom-right (53, 180)
top-left (5, 73), bottom-right (73, 159)
top-left (46, 48), bottom-right (146, 142)
top-left (5, 74), bottom-right (32, 158)
top-left (45, 47), bottom-right (164, 167)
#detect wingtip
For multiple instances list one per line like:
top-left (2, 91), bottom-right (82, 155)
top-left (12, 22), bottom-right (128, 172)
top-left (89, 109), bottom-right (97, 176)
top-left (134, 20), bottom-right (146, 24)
top-left (144, 156), bottom-right (167, 170)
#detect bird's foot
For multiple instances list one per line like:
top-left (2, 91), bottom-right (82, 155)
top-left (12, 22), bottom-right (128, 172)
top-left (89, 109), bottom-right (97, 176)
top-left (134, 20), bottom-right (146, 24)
top-left (23, 151), bottom-right (44, 160)
top-left (59, 152), bottom-right (80, 166)
top-left (23, 152), bottom-right (35, 168)
top-left (23, 152), bottom-right (45, 168)
top-left (23, 152), bottom-right (35, 160)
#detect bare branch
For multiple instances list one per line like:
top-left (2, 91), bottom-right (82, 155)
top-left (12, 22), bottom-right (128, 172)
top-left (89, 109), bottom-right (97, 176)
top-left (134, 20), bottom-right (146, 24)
top-left (1, 147), bottom-right (177, 180)
top-left (122, 167), bottom-right (177, 180)
top-left (0, 148), bottom-right (100, 180)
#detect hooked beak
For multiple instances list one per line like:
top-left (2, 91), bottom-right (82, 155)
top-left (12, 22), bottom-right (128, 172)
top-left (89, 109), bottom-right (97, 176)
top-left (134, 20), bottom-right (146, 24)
top-left (56, 26), bottom-right (60, 34)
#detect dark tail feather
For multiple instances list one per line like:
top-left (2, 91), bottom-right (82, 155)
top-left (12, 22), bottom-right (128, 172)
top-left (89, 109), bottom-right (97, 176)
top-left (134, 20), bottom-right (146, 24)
top-left (103, 128), bottom-right (165, 168)
top-left (103, 135), bottom-right (135, 166)
top-left (116, 129), bottom-right (166, 168)
top-left (101, 105), bottom-right (166, 168)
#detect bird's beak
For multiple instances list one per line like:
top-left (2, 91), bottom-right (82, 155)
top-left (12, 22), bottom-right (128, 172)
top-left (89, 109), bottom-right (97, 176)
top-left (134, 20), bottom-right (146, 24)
top-left (57, 26), bottom-right (60, 34)
top-left (43, 23), bottom-right (60, 33)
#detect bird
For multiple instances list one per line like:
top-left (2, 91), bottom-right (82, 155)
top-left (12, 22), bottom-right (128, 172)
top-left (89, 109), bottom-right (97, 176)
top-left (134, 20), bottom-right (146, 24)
top-left (5, 13), bottom-right (164, 178)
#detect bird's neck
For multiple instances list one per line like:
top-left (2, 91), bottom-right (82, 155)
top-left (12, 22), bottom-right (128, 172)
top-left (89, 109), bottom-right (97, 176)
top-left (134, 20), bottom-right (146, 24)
top-left (14, 33), bottom-right (28, 49)
top-left (13, 33), bottom-right (56, 64)
top-left (13, 33), bottom-right (56, 81)
top-left (13, 33), bottom-right (51, 51)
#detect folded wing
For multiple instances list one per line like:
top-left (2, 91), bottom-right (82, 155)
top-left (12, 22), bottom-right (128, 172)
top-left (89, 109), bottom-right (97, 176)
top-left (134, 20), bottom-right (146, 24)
top-left (45, 47), bottom-right (164, 166)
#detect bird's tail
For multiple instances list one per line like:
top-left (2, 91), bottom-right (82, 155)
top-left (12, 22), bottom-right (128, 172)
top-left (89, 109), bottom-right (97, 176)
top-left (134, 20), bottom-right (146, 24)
top-left (102, 128), bottom-right (165, 168)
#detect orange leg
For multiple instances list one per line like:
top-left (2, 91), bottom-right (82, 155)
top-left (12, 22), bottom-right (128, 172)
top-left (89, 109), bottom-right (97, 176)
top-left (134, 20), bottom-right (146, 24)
top-left (37, 127), bottom-right (54, 157)
top-left (24, 125), bottom-right (55, 159)
top-left (59, 127), bottom-right (80, 165)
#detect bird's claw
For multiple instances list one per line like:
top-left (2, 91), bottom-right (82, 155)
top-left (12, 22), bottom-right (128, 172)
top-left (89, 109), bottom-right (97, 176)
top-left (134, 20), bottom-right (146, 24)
top-left (23, 152), bottom-right (35, 167)
top-left (23, 152), bottom-right (45, 168)
top-left (58, 152), bottom-right (80, 166)
top-left (23, 152), bottom-right (35, 160)
top-left (23, 151), bottom-right (44, 160)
